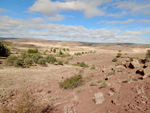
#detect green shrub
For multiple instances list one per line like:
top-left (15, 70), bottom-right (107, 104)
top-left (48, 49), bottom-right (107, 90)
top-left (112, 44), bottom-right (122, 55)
top-left (59, 50), bottom-right (63, 55)
top-left (32, 54), bottom-right (43, 63)
top-left (0, 42), bottom-right (11, 57)
top-left (80, 62), bottom-right (89, 67)
top-left (46, 55), bottom-right (56, 63)
top-left (116, 53), bottom-right (122, 58)
top-left (27, 48), bottom-right (38, 54)
top-left (53, 48), bottom-right (56, 53)
top-left (58, 60), bottom-right (63, 65)
top-left (59, 74), bottom-right (83, 89)
top-left (91, 65), bottom-right (96, 70)
top-left (24, 58), bottom-right (33, 67)
top-left (38, 58), bottom-right (46, 66)
top-left (146, 50), bottom-right (150, 62)
top-left (112, 57), bottom-right (118, 62)
top-left (73, 62), bottom-right (89, 67)
top-left (74, 52), bottom-right (81, 56)
top-left (14, 59), bottom-right (24, 67)
top-left (20, 52), bottom-right (28, 60)
top-left (90, 82), bottom-right (97, 86)
top-left (61, 53), bottom-right (70, 57)
top-left (63, 48), bottom-right (65, 51)
top-left (5, 55), bottom-right (18, 65)
top-left (100, 82), bottom-right (108, 88)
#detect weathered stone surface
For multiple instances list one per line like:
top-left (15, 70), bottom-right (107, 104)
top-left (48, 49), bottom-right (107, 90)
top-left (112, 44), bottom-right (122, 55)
top-left (124, 62), bottom-right (130, 68)
top-left (94, 92), bottom-right (104, 104)
top-left (136, 69), bottom-right (144, 75)
top-left (144, 68), bottom-right (150, 76)
top-left (144, 62), bottom-right (150, 68)
top-left (129, 59), bottom-right (140, 69)
top-left (114, 65), bottom-right (125, 72)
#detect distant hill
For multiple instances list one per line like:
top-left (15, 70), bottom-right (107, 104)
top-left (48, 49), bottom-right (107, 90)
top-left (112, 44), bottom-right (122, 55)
top-left (0, 37), bottom-right (150, 48)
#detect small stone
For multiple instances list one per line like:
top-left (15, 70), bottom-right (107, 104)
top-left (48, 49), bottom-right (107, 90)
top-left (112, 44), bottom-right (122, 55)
top-left (94, 92), bottom-right (104, 104)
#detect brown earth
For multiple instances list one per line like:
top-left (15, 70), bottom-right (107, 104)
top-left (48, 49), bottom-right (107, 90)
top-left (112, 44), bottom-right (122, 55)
top-left (0, 38), bottom-right (150, 113)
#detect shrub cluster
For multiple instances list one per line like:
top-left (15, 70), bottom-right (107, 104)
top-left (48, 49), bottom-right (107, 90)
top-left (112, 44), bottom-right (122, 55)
top-left (5, 52), bottom-right (57, 68)
top-left (27, 48), bottom-right (38, 54)
top-left (59, 74), bottom-right (83, 89)
top-left (73, 62), bottom-right (89, 68)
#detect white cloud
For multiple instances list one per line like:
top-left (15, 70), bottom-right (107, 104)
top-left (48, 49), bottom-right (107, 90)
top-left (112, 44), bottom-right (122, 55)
top-left (115, 1), bottom-right (150, 15)
top-left (0, 16), bottom-right (149, 43)
top-left (139, 19), bottom-right (150, 23)
top-left (0, 8), bottom-right (10, 13)
top-left (28, 0), bottom-right (113, 20)
top-left (98, 19), bottom-right (134, 24)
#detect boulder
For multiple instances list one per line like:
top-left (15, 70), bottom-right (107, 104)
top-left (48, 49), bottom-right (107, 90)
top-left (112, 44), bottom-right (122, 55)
top-left (129, 59), bottom-right (140, 69)
top-left (144, 68), bottom-right (150, 76)
top-left (124, 62), bottom-right (130, 68)
top-left (114, 65), bottom-right (125, 72)
top-left (94, 92), bottom-right (104, 104)
top-left (136, 69), bottom-right (144, 75)
top-left (144, 62), bottom-right (150, 68)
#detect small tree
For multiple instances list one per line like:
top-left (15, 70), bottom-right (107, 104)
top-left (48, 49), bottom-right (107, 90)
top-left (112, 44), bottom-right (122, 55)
top-left (0, 42), bottom-right (11, 57)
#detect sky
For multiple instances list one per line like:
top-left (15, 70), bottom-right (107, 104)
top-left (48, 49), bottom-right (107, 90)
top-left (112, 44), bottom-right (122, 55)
top-left (0, 0), bottom-right (150, 44)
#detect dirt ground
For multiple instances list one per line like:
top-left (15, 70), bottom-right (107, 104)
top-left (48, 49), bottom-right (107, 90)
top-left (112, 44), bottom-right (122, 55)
top-left (0, 38), bottom-right (150, 113)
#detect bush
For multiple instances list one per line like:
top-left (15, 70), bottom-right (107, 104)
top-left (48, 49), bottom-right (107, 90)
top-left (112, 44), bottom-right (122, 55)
top-left (73, 62), bottom-right (89, 67)
top-left (0, 90), bottom-right (51, 113)
top-left (146, 50), bottom-right (150, 62)
top-left (59, 50), bottom-right (63, 55)
top-left (91, 65), bottom-right (96, 70)
top-left (32, 54), bottom-right (43, 63)
top-left (58, 60), bottom-right (63, 65)
top-left (38, 58), bottom-right (46, 66)
top-left (5, 55), bottom-right (18, 65)
top-left (14, 59), bottom-right (24, 67)
top-left (0, 42), bottom-right (11, 57)
top-left (24, 58), bottom-right (33, 67)
top-left (27, 48), bottom-right (38, 54)
top-left (59, 74), bottom-right (83, 89)
top-left (20, 52), bottom-right (28, 60)
top-left (112, 57), bottom-right (118, 62)
top-left (100, 82), bottom-right (108, 88)
top-left (116, 52), bottom-right (122, 58)
top-left (46, 55), bottom-right (56, 63)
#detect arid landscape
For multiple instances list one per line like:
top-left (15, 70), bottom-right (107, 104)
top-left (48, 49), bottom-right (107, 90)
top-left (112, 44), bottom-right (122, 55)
top-left (0, 38), bottom-right (150, 113)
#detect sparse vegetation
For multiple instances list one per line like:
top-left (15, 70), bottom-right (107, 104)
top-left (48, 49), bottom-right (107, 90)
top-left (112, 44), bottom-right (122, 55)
top-left (5, 55), bottom-right (18, 65)
top-left (46, 55), bottom-right (56, 63)
top-left (14, 58), bottom-right (24, 67)
top-left (27, 48), bottom-right (38, 54)
top-left (116, 52), bottom-right (122, 58)
top-left (90, 82), bottom-right (97, 86)
top-left (24, 57), bottom-right (33, 67)
top-left (38, 58), bottom-right (46, 66)
top-left (57, 60), bottom-right (63, 65)
top-left (91, 65), bottom-right (96, 70)
top-left (59, 74), bottom-right (83, 89)
top-left (73, 62), bottom-right (89, 68)
top-left (112, 57), bottom-right (118, 62)
top-left (32, 54), bottom-right (43, 63)
top-left (100, 82), bottom-right (108, 88)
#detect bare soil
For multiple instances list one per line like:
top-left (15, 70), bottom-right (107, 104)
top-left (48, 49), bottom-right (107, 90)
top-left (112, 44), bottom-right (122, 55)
top-left (0, 38), bottom-right (150, 113)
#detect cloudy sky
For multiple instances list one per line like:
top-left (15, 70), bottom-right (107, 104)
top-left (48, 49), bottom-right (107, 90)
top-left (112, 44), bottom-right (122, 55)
top-left (0, 0), bottom-right (150, 43)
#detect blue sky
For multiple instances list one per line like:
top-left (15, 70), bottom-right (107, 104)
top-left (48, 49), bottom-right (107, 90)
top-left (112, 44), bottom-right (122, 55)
top-left (0, 0), bottom-right (150, 43)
